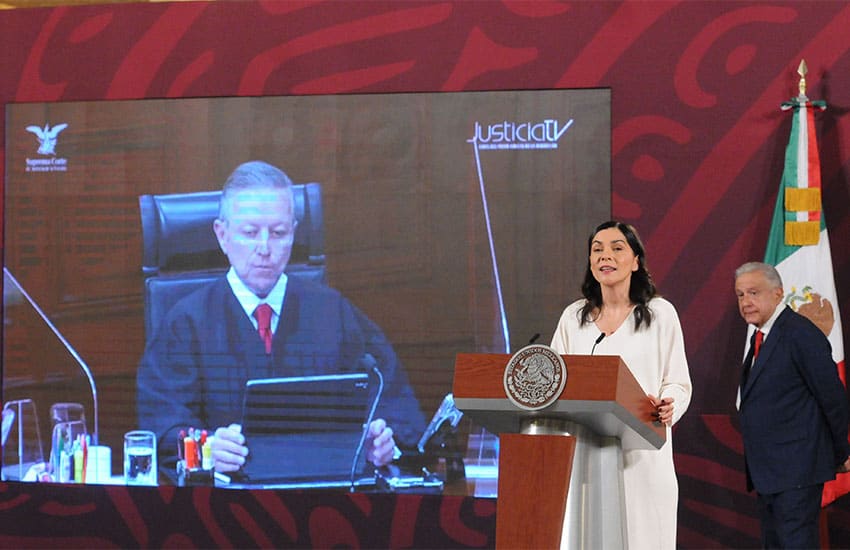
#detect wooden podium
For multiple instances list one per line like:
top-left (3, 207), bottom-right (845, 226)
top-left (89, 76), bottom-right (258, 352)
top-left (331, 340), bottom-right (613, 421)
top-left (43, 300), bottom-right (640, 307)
top-left (453, 353), bottom-right (665, 549)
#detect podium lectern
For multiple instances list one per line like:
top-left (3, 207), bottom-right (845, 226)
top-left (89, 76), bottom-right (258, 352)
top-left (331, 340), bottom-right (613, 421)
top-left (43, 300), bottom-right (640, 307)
top-left (453, 353), bottom-right (665, 549)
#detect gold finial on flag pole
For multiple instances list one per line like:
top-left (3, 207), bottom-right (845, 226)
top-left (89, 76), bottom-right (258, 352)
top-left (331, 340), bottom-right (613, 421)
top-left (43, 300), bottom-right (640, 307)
top-left (797, 59), bottom-right (808, 98)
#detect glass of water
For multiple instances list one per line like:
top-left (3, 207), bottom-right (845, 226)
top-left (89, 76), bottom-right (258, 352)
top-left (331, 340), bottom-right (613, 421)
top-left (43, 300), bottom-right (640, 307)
top-left (123, 430), bottom-right (157, 486)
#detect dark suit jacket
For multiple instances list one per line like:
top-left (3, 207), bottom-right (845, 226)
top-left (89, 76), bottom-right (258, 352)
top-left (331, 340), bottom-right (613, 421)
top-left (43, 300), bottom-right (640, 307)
top-left (739, 306), bottom-right (850, 495)
top-left (137, 276), bottom-right (425, 461)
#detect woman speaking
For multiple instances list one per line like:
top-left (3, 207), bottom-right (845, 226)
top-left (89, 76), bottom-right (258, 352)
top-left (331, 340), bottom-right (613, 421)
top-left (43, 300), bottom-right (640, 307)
top-left (550, 220), bottom-right (692, 550)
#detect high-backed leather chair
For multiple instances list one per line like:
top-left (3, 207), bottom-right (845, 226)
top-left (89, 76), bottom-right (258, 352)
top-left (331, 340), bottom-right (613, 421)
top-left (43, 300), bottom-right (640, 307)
top-left (139, 183), bottom-right (324, 339)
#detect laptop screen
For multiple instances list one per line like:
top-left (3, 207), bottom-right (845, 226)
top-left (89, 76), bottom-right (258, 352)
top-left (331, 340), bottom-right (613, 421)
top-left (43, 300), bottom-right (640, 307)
top-left (236, 371), bottom-right (380, 488)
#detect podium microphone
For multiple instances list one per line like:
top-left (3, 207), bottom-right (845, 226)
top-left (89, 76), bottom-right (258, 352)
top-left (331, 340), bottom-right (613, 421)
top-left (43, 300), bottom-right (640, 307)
top-left (350, 353), bottom-right (383, 491)
top-left (512, 333), bottom-right (541, 354)
top-left (591, 332), bottom-right (606, 355)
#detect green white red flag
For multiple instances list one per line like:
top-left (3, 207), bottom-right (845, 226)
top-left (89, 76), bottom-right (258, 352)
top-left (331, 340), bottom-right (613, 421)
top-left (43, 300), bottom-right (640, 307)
top-left (763, 94), bottom-right (849, 507)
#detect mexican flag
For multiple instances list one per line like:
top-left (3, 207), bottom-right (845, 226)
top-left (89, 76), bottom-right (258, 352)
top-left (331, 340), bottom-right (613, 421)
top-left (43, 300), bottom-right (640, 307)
top-left (764, 94), bottom-right (849, 507)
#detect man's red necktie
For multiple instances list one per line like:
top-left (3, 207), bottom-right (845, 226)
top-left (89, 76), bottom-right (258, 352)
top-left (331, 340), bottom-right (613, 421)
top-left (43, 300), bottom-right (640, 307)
top-left (253, 303), bottom-right (273, 354)
top-left (753, 330), bottom-right (764, 360)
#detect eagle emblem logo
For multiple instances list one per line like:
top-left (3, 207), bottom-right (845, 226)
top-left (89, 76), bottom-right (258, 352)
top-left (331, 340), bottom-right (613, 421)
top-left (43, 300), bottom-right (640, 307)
top-left (786, 285), bottom-right (835, 337)
top-left (503, 344), bottom-right (567, 411)
top-left (26, 123), bottom-right (68, 156)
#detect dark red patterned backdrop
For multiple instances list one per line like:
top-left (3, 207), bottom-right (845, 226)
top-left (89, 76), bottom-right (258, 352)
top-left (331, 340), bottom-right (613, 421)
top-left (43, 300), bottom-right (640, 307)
top-left (2, 1), bottom-right (850, 548)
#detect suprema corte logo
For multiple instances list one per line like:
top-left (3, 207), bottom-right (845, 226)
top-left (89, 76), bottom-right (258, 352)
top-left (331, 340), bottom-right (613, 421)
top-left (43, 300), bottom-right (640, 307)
top-left (25, 122), bottom-right (69, 172)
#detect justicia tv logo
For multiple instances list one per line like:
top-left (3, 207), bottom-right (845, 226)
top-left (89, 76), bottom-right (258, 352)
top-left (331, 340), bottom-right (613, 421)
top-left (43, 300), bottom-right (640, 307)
top-left (468, 118), bottom-right (574, 150)
top-left (25, 122), bottom-right (69, 172)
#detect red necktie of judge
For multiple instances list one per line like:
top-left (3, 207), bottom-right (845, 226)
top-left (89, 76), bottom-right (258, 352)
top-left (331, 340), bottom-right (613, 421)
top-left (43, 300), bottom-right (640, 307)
top-left (254, 303), bottom-right (273, 354)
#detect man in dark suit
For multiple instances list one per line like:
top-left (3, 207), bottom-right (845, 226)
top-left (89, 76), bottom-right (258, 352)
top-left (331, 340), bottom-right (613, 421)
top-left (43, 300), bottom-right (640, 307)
top-left (735, 261), bottom-right (850, 548)
top-left (137, 161), bottom-right (425, 473)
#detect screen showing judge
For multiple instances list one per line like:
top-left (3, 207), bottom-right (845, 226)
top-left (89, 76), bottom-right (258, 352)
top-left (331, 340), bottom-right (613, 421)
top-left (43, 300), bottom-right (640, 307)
top-left (136, 161), bottom-right (425, 473)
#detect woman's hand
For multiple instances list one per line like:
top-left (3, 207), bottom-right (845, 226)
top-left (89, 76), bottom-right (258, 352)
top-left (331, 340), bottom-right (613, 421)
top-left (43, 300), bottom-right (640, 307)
top-left (649, 394), bottom-right (674, 426)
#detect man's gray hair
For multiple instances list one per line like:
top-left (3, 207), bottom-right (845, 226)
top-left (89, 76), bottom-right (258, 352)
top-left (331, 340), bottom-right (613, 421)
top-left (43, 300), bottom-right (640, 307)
top-left (735, 261), bottom-right (783, 289)
top-left (219, 160), bottom-right (293, 220)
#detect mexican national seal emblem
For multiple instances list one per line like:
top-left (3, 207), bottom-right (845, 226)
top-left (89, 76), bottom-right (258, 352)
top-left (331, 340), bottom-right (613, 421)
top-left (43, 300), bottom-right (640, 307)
top-left (503, 344), bottom-right (567, 411)
top-left (785, 285), bottom-right (835, 337)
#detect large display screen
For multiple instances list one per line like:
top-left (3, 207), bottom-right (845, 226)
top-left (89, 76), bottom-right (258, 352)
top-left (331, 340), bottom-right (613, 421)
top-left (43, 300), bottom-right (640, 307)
top-left (2, 89), bottom-right (610, 491)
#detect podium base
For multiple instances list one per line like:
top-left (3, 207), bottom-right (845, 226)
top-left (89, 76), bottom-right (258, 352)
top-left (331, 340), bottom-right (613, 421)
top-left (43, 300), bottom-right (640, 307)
top-left (556, 420), bottom-right (626, 550)
top-left (496, 419), bottom-right (627, 550)
top-left (496, 433), bottom-right (574, 549)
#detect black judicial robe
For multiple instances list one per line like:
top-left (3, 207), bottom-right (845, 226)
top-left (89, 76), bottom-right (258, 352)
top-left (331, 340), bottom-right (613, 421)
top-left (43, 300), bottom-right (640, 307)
top-left (137, 276), bottom-right (425, 462)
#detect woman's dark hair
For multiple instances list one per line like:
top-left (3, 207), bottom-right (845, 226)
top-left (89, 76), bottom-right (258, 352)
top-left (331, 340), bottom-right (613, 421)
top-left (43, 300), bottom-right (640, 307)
top-left (578, 220), bottom-right (657, 330)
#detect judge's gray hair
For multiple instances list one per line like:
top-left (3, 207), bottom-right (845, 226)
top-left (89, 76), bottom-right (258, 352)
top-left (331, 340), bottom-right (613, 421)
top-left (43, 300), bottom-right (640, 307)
top-left (219, 160), bottom-right (293, 221)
